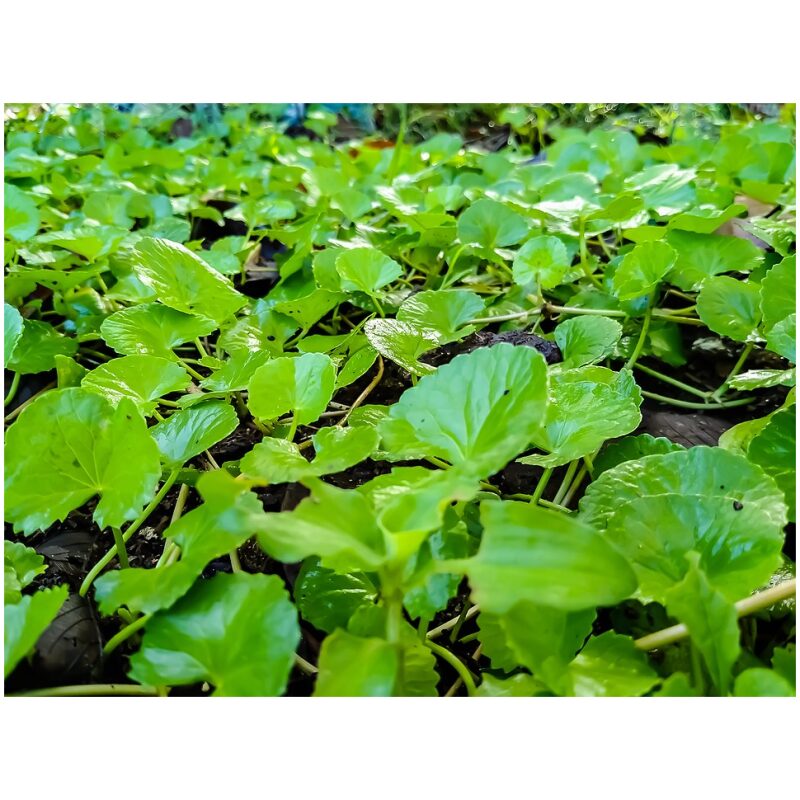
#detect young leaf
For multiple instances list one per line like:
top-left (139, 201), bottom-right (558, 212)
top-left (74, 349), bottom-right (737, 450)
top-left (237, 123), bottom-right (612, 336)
top-left (747, 405), bottom-right (795, 520)
top-left (335, 247), bottom-right (402, 293)
top-left (733, 669), bottom-right (795, 697)
top-left (4, 540), bottom-right (47, 604)
top-left (379, 343), bottom-right (549, 477)
top-left (554, 315), bottom-right (623, 368)
top-left (696, 276), bottom-right (761, 342)
top-left (131, 237), bottom-right (246, 324)
top-left (5, 184), bottom-right (41, 241)
top-left (604, 494), bottom-right (784, 603)
top-left (218, 298), bottom-right (298, 355)
top-left (200, 350), bottom-right (271, 392)
top-left (728, 368), bottom-right (796, 392)
top-left (36, 225), bottom-right (127, 260)
top-left (396, 289), bottom-right (484, 342)
top-left (100, 303), bottom-right (217, 358)
top-left (665, 555), bottom-right (740, 695)
top-left (82, 355), bottom-right (190, 415)
top-left (314, 630), bottom-right (397, 697)
top-left (593, 433), bottom-right (684, 477)
top-left (457, 198), bottom-right (528, 250)
top-left (558, 632), bottom-right (659, 697)
top-left (5, 389), bottom-right (161, 535)
top-left (257, 478), bottom-right (388, 573)
top-left (519, 367), bottom-right (641, 467)
top-left (464, 500), bottom-right (637, 614)
top-left (477, 673), bottom-right (548, 697)
top-left (4, 585), bottom-right (69, 678)
top-left (294, 558), bottom-right (378, 634)
top-left (128, 573), bottom-right (299, 696)
top-left (4, 302), bottom-right (23, 367)
top-left (611, 240), bottom-right (676, 300)
top-left (150, 401), bottom-right (239, 467)
top-left (7, 319), bottom-right (77, 374)
top-left (512, 235), bottom-right (570, 289)
top-left (364, 319), bottom-right (439, 376)
top-left (247, 353), bottom-right (336, 425)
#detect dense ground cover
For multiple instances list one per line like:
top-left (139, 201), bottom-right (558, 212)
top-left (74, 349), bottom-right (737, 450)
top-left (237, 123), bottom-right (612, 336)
top-left (3, 103), bottom-right (796, 697)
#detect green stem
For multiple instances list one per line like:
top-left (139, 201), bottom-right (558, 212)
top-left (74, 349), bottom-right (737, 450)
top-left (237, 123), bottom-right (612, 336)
top-left (103, 614), bottom-right (151, 656)
top-left (79, 470), bottom-right (180, 596)
top-left (111, 527), bottom-right (129, 569)
top-left (625, 304), bottom-right (652, 370)
top-left (530, 467), bottom-right (553, 505)
top-left (178, 357), bottom-right (205, 382)
top-left (578, 217), bottom-right (603, 289)
top-left (229, 550), bottom-right (242, 573)
top-left (370, 293), bottom-right (385, 318)
top-left (11, 683), bottom-right (160, 698)
top-left (442, 243), bottom-right (468, 289)
top-left (286, 413), bottom-right (298, 443)
top-left (424, 639), bottom-right (477, 697)
top-left (194, 337), bottom-right (209, 359)
top-left (156, 482), bottom-right (190, 568)
top-left (386, 102), bottom-right (408, 181)
top-left (561, 464), bottom-right (588, 508)
top-left (4, 381), bottom-right (55, 423)
top-left (468, 307), bottom-right (539, 326)
top-left (552, 461), bottom-right (579, 506)
top-left (4, 372), bottom-right (21, 407)
top-left (634, 363), bottom-right (711, 399)
top-left (641, 390), bottom-right (755, 410)
top-left (712, 342), bottom-right (754, 401)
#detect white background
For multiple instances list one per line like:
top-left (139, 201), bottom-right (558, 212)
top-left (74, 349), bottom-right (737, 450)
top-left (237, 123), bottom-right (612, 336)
top-left (1, 1), bottom-right (798, 797)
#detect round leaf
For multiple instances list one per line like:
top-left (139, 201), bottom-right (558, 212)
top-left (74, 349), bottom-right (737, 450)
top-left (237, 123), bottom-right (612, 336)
top-left (554, 315), bottom-right (623, 368)
top-left (697, 276), bottom-right (761, 342)
top-left (335, 247), bottom-right (402, 293)
top-left (512, 235), bottom-right (570, 289)
top-left (457, 198), bottom-right (529, 249)
top-left (150, 401), bottom-right (239, 467)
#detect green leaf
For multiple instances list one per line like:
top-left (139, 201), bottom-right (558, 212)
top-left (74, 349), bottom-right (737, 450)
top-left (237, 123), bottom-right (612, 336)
top-left (760, 254), bottom-right (795, 340)
top-left (131, 238), bottom-right (246, 325)
top-left (4, 389), bottom-right (161, 534)
top-left (150, 401), bottom-right (239, 467)
top-left (604, 493), bottom-right (783, 603)
top-left (512, 235), bottom-right (570, 289)
top-left (257, 478), bottom-right (388, 573)
top-left (766, 314), bottom-right (796, 362)
top-left (4, 540), bottom-right (47, 604)
top-left (273, 288), bottom-right (345, 331)
top-left (100, 303), bottom-right (217, 358)
top-left (667, 203), bottom-right (746, 234)
top-left (364, 319), bottom-right (439, 376)
top-left (477, 673), bottom-right (548, 697)
top-left (36, 225), bottom-right (128, 260)
top-left (218, 298), bottom-right (298, 355)
top-left (4, 303), bottom-right (23, 368)
top-left (396, 289), bottom-right (484, 342)
top-left (558, 632), bottom-right (659, 697)
top-left (200, 350), bottom-right (271, 392)
top-left (242, 425), bottom-right (378, 484)
top-left (654, 673), bottom-right (700, 697)
top-left (457, 198), bottom-right (528, 250)
top-left (379, 343), bottom-right (549, 477)
top-left (314, 630), bottom-right (397, 697)
top-left (728, 368), bottom-right (796, 392)
top-left (771, 645), bottom-right (796, 688)
top-left (696, 276), bottom-right (761, 342)
top-left (4, 585), bottom-right (68, 678)
top-left (335, 343), bottom-right (378, 389)
top-left (665, 555), bottom-right (740, 694)
top-left (82, 355), bottom-right (189, 415)
top-left (580, 446), bottom-right (788, 534)
top-left (624, 164), bottom-right (696, 216)
top-left (464, 500), bottom-right (637, 614)
top-left (294, 558), bottom-right (378, 633)
top-left (593, 434), bottom-right (684, 478)
top-left (4, 184), bottom-right (41, 241)
top-left (519, 367), bottom-right (641, 467)
top-left (747, 405), bottom-right (795, 520)
top-left (554, 315), bottom-right (622, 368)
top-left (94, 471), bottom-right (267, 615)
top-left (128, 572), bottom-right (299, 696)
top-left (335, 247), bottom-right (402, 293)
top-left (8, 319), bottom-right (77, 374)
top-left (733, 668), bottom-right (795, 697)
top-left (666, 230), bottom-right (764, 292)
top-left (612, 240), bottom-right (676, 300)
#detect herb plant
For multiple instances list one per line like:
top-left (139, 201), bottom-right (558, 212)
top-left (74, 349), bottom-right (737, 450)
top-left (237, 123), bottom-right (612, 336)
top-left (3, 103), bottom-right (796, 697)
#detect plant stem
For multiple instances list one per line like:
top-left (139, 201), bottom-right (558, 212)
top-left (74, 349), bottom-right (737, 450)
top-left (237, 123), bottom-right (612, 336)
top-left (156, 482), bottom-right (190, 567)
top-left (4, 372), bottom-right (21, 407)
top-left (561, 464), bottom-right (588, 508)
top-left (641, 390), bottom-right (754, 410)
top-left (103, 614), bottom-right (151, 656)
top-left (427, 605), bottom-right (480, 640)
top-left (712, 342), bottom-right (754, 401)
top-left (286, 413), bottom-right (298, 443)
top-left (111, 527), bottom-right (129, 569)
top-left (177, 357), bottom-right (205, 382)
top-left (11, 684), bottom-right (160, 698)
top-left (424, 639), bottom-right (477, 697)
top-left (80, 470), bottom-right (180, 596)
top-left (552, 460), bottom-right (579, 506)
top-left (530, 467), bottom-right (554, 505)
top-left (339, 356), bottom-right (384, 426)
top-left (294, 653), bottom-right (318, 676)
top-left (229, 550), bottom-right (242, 573)
top-left (634, 579), bottom-right (797, 651)
top-left (625, 304), bottom-right (652, 370)
top-left (468, 308), bottom-right (539, 326)
top-left (578, 217), bottom-right (603, 289)
top-left (634, 363), bottom-right (711, 399)
top-left (194, 337), bottom-right (209, 359)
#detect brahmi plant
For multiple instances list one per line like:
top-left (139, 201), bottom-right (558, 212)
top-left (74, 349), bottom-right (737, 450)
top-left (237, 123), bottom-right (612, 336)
top-left (3, 103), bottom-right (796, 697)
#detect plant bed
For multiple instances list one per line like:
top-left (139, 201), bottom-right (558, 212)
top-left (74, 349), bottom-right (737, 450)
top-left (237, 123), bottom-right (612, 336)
top-left (4, 103), bottom-right (796, 697)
